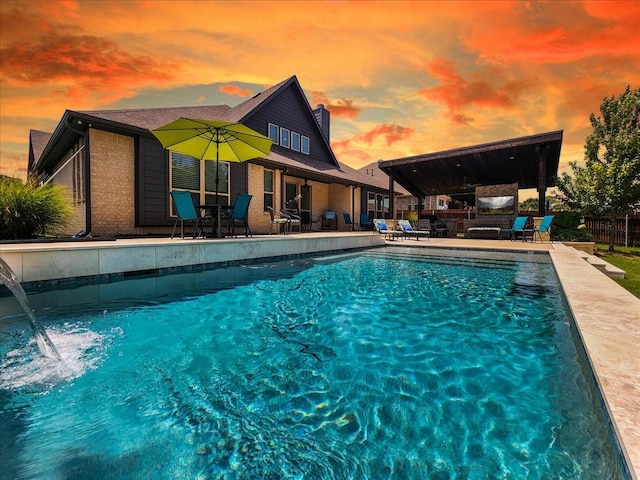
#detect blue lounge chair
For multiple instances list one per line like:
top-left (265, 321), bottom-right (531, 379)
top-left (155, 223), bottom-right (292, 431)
top-left (397, 219), bottom-right (430, 241)
top-left (373, 219), bottom-right (403, 240)
top-left (534, 215), bottom-right (555, 242)
top-left (170, 190), bottom-right (210, 239)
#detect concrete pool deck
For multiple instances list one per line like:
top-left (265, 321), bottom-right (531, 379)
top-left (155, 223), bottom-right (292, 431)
top-left (1, 232), bottom-right (638, 478)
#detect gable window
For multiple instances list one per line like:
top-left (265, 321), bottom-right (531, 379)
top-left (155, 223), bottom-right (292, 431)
top-left (280, 128), bottom-right (290, 148)
top-left (263, 168), bottom-right (274, 210)
top-left (170, 152), bottom-right (229, 208)
top-left (267, 122), bottom-right (309, 155)
top-left (268, 123), bottom-right (279, 144)
top-left (291, 132), bottom-right (300, 152)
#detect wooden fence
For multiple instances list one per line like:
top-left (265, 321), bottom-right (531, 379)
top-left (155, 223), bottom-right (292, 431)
top-left (582, 215), bottom-right (640, 247)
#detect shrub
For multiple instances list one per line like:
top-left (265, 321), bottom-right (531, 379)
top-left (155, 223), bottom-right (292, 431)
top-left (0, 176), bottom-right (72, 240)
top-left (550, 212), bottom-right (593, 242)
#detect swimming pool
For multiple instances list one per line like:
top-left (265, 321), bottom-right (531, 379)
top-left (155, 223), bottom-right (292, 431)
top-left (0, 248), bottom-right (628, 479)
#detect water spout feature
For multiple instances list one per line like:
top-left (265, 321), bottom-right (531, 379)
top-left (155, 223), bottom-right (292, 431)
top-left (0, 256), bottom-right (62, 361)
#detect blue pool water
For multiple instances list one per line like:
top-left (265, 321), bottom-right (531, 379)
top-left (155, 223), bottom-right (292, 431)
top-left (0, 248), bottom-right (628, 479)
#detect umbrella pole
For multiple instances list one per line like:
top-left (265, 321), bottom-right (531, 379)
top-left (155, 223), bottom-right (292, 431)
top-left (215, 148), bottom-right (220, 238)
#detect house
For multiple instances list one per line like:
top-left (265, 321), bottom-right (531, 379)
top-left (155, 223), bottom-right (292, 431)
top-left (358, 161), bottom-right (451, 216)
top-left (29, 76), bottom-right (394, 237)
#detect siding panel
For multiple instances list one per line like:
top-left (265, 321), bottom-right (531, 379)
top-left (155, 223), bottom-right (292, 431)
top-left (244, 85), bottom-right (335, 167)
top-left (137, 136), bottom-right (171, 226)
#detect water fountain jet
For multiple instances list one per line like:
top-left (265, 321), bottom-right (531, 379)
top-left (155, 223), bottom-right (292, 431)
top-left (0, 257), bottom-right (62, 361)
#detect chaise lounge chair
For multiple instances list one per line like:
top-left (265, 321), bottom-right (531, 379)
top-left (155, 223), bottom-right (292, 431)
top-left (373, 219), bottom-right (404, 241)
top-left (397, 219), bottom-right (430, 241)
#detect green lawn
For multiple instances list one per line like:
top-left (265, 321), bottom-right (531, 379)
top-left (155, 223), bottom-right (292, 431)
top-left (595, 244), bottom-right (640, 299)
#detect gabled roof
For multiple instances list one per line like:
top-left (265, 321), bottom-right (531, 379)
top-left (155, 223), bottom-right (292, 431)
top-left (81, 105), bottom-right (232, 131)
top-left (358, 161), bottom-right (409, 195)
top-left (379, 131), bottom-right (563, 198)
top-left (232, 75), bottom-right (340, 169)
top-left (28, 130), bottom-right (52, 171)
top-left (31, 76), bottom-right (386, 192)
top-left (227, 77), bottom-right (291, 122)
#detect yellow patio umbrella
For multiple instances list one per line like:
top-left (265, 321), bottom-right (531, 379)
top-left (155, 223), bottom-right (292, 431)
top-left (151, 118), bottom-right (273, 203)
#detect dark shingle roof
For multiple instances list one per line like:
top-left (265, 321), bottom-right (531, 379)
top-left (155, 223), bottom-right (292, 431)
top-left (80, 105), bottom-right (232, 131)
top-left (29, 130), bottom-right (52, 160)
top-left (35, 75), bottom-right (389, 191)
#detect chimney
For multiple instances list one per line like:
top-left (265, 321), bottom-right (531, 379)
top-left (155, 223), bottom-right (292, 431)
top-left (313, 104), bottom-right (330, 142)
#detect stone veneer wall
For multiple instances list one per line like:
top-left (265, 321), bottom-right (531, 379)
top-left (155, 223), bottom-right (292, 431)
top-left (475, 182), bottom-right (518, 220)
top-left (89, 129), bottom-right (138, 236)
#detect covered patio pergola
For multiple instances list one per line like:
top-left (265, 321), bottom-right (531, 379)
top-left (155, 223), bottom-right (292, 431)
top-left (378, 131), bottom-right (563, 216)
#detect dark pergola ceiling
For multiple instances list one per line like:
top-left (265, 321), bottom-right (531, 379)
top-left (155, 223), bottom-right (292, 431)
top-left (378, 131), bottom-right (563, 199)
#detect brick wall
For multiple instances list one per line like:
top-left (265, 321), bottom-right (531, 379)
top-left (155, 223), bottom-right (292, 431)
top-left (89, 129), bottom-right (138, 236)
top-left (247, 163), bottom-right (269, 233)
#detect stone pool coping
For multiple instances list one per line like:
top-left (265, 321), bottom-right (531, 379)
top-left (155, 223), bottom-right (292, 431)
top-left (1, 233), bottom-right (638, 478)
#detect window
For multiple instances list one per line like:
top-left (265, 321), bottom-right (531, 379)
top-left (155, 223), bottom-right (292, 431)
top-left (170, 152), bottom-right (229, 208)
top-left (267, 121), bottom-right (309, 155)
top-left (280, 128), bottom-right (290, 148)
top-left (285, 182), bottom-right (298, 208)
top-left (264, 169), bottom-right (274, 210)
top-left (268, 123), bottom-right (279, 144)
top-left (291, 132), bottom-right (300, 151)
top-left (367, 192), bottom-right (376, 219)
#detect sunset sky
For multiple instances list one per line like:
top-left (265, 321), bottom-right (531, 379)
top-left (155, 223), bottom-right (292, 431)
top-left (1, 0), bottom-right (639, 195)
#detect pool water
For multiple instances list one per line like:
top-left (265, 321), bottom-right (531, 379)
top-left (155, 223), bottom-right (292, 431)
top-left (0, 249), bottom-right (628, 479)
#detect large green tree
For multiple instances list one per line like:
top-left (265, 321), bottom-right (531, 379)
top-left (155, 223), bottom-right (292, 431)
top-left (555, 86), bottom-right (640, 251)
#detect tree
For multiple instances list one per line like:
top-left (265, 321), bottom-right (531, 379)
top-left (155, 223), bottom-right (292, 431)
top-left (555, 86), bottom-right (640, 251)
top-left (519, 196), bottom-right (560, 212)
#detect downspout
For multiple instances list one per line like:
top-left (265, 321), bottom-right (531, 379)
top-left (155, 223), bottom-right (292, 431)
top-left (388, 172), bottom-right (395, 219)
top-left (351, 185), bottom-right (357, 231)
top-left (280, 167), bottom-right (287, 210)
top-left (67, 119), bottom-right (91, 234)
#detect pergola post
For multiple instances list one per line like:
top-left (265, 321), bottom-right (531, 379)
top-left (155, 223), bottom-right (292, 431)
top-left (537, 144), bottom-right (548, 216)
top-left (388, 172), bottom-right (395, 219)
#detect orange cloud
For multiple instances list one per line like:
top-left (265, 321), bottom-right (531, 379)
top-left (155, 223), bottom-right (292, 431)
top-left (219, 84), bottom-right (253, 98)
top-left (331, 141), bottom-right (373, 166)
top-left (464, 1), bottom-right (640, 65)
top-left (311, 92), bottom-right (361, 119)
top-left (361, 124), bottom-right (415, 146)
top-left (331, 138), bottom-right (352, 151)
top-left (418, 57), bottom-right (534, 124)
top-left (0, 32), bottom-right (177, 91)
